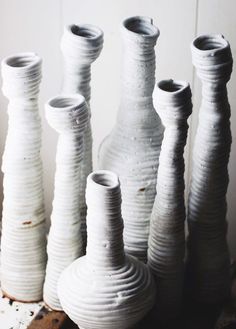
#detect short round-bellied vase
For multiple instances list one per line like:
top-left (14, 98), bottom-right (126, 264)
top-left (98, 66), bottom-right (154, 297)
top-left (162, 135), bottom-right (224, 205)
top-left (61, 23), bottom-right (103, 249)
top-left (187, 34), bottom-right (233, 304)
top-left (58, 170), bottom-right (156, 329)
top-left (43, 95), bottom-right (89, 310)
top-left (0, 52), bottom-right (47, 302)
top-left (148, 79), bottom-right (192, 319)
top-left (98, 16), bottom-right (163, 262)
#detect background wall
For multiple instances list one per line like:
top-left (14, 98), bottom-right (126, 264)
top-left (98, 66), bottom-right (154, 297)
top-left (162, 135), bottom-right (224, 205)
top-left (0, 0), bottom-right (235, 255)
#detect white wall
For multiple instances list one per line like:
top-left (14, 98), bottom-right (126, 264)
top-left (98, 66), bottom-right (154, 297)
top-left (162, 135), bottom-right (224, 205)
top-left (0, 0), bottom-right (235, 255)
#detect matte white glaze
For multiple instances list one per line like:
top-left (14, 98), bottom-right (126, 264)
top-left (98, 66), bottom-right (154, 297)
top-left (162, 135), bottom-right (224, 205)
top-left (98, 16), bottom-right (163, 262)
top-left (61, 24), bottom-right (103, 249)
top-left (187, 34), bottom-right (233, 303)
top-left (58, 170), bottom-right (156, 329)
top-left (148, 79), bottom-right (192, 318)
top-left (43, 95), bottom-right (89, 310)
top-left (0, 53), bottom-right (47, 302)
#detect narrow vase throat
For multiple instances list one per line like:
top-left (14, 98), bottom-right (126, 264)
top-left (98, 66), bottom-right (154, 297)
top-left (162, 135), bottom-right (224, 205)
top-left (86, 172), bottom-right (125, 269)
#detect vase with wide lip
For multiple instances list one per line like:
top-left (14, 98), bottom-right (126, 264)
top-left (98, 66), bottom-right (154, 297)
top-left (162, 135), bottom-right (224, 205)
top-left (98, 16), bottom-right (163, 262)
top-left (187, 34), bottom-right (233, 304)
top-left (43, 95), bottom-right (89, 310)
top-left (0, 52), bottom-right (47, 302)
top-left (148, 79), bottom-right (192, 319)
top-left (61, 23), bottom-right (103, 250)
top-left (58, 170), bottom-right (156, 329)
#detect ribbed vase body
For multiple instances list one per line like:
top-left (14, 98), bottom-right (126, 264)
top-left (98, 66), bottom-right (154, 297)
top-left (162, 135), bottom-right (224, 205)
top-left (1, 53), bottom-right (46, 302)
top-left (61, 24), bottom-right (103, 248)
top-left (58, 170), bottom-right (156, 329)
top-left (187, 34), bottom-right (233, 304)
top-left (43, 95), bottom-right (88, 310)
top-left (99, 16), bottom-right (163, 262)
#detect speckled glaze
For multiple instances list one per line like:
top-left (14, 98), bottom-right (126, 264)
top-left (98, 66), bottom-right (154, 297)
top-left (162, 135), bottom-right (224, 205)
top-left (98, 16), bottom-right (163, 262)
top-left (43, 95), bottom-right (89, 310)
top-left (61, 24), bottom-right (103, 249)
top-left (187, 34), bottom-right (233, 304)
top-left (0, 53), bottom-right (46, 302)
top-left (148, 80), bottom-right (192, 318)
top-left (58, 170), bottom-right (156, 329)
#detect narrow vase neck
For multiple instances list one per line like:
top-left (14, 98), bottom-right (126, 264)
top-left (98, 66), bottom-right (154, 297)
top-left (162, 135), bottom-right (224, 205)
top-left (86, 171), bottom-right (125, 270)
top-left (62, 62), bottom-right (91, 105)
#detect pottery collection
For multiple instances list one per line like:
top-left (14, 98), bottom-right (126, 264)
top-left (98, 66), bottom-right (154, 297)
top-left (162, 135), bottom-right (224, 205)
top-left (0, 15), bottom-right (234, 328)
top-left (99, 16), bottom-right (163, 263)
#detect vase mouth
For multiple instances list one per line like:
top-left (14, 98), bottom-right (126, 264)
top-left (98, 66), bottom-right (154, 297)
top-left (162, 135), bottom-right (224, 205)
top-left (2, 52), bottom-right (41, 69)
top-left (122, 16), bottom-right (159, 39)
top-left (47, 94), bottom-right (85, 110)
top-left (192, 34), bottom-right (228, 53)
top-left (68, 24), bottom-right (103, 40)
top-left (89, 170), bottom-right (119, 190)
top-left (157, 79), bottom-right (189, 94)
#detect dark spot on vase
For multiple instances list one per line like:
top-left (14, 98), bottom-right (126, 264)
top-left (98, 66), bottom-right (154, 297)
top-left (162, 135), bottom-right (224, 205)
top-left (139, 187), bottom-right (146, 192)
top-left (9, 299), bottom-right (13, 306)
top-left (22, 221), bottom-right (32, 225)
top-left (30, 311), bottom-right (34, 316)
top-left (52, 318), bottom-right (59, 324)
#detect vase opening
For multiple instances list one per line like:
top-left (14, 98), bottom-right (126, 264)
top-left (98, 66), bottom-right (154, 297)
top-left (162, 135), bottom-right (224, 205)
top-left (48, 95), bottom-right (84, 109)
top-left (193, 35), bottom-right (227, 51)
top-left (70, 24), bottom-right (101, 39)
top-left (158, 79), bottom-right (187, 93)
top-left (4, 53), bottom-right (39, 68)
top-left (90, 171), bottom-right (119, 189)
top-left (123, 16), bottom-right (158, 37)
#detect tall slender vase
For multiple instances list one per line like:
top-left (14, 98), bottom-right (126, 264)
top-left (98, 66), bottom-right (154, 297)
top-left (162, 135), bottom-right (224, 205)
top-left (61, 24), bottom-right (103, 249)
top-left (148, 80), bottom-right (192, 318)
top-left (187, 34), bottom-right (233, 304)
top-left (58, 170), bottom-right (156, 329)
top-left (43, 95), bottom-right (88, 310)
top-left (1, 53), bottom-right (46, 302)
top-left (98, 16), bottom-right (163, 262)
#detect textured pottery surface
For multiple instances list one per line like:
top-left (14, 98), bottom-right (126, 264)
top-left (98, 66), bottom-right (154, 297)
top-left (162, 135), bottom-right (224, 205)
top-left (43, 95), bottom-right (89, 310)
top-left (61, 23), bottom-right (103, 249)
top-left (187, 34), bottom-right (233, 304)
top-left (148, 79), bottom-right (192, 318)
top-left (58, 170), bottom-right (156, 329)
top-left (0, 53), bottom-right (47, 302)
top-left (98, 16), bottom-right (163, 262)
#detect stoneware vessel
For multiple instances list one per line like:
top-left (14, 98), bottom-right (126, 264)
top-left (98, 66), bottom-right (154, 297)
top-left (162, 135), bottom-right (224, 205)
top-left (58, 170), bottom-right (156, 329)
top-left (148, 79), bottom-right (192, 319)
top-left (98, 16), bottom-right (163, 262)
top-left (43, 95), bottom-right (89, 310)
top-left (187, 34), bottom-right (233, 304)
top-left (61, 23), bottom-right (103, 249)
top-left (1, 52), bottom-right (47, 302)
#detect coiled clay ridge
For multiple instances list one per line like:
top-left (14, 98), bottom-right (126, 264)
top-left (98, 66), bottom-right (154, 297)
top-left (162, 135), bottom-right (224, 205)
top-left (99, 16), bottom-right (163, 262)
top-left (1, 53), bottom-right (46, 302)
top-left (58, 170), bottom-right (156, 329)
top-left (148, 80), bottom-right (192, 318)
top-left (187, 34), bottom-right (233, 303)
top-left (43, 95), bottom-right (89, 310)
top-left (61, 23), bottom-right (103, 249)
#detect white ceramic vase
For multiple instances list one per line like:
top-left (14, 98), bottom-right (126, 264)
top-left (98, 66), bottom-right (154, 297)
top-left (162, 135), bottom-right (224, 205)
top-left (148, 80), bottom-right (192, 318)
top-left (98, 16), bottom-right (163, 262)
top-left (0, 53), bottom-right (46, 302)
top-left (43, 95), bottom-right (89, 310)
top-left (187, 34), bottom-right (233, 304)
top-left (61, 24), bottom-right (103, 249)
top-left (58, 170), bottom-right (156, 329)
